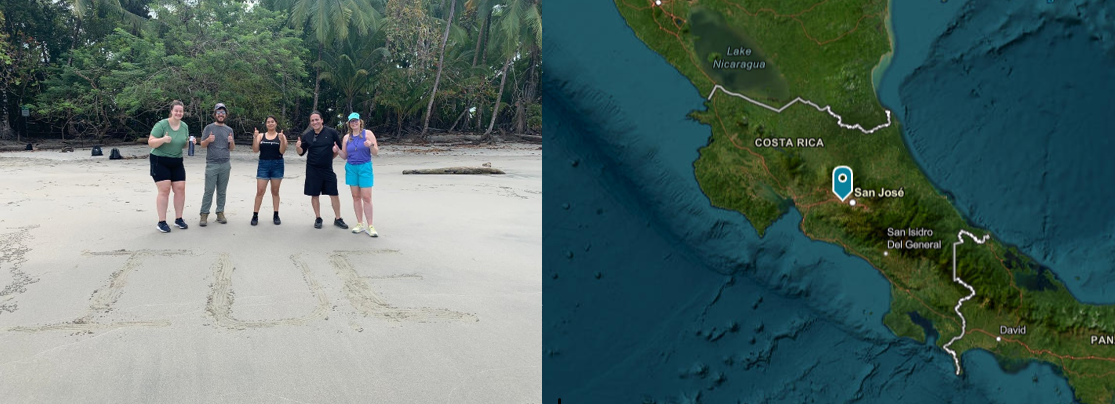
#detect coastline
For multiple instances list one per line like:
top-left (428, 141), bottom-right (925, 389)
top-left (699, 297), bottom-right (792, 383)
top-left (870, 0), bottom-right (896, 92)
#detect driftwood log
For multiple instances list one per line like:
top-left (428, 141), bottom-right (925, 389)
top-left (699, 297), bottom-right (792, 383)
top-left (402, 167), bottom-right (505, 175)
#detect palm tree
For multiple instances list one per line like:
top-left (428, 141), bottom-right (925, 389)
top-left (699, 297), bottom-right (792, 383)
top-left (485, 0), bottom-right (540, 136)
top-left (65, 0), bottom-right (150, 65)
top-left (465, 0), bottom-right (494, 67)
top-left (67, 0), bottom-right (149, 29)
top-left (421, 0), bottom-right (461, 136)
top-left (319, 38), bottom-right (390, 113)
top-left (275, 0), bottom-right (383, 114)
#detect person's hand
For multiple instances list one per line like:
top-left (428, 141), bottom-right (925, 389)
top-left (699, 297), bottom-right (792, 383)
top-left (228, 133), bottom-right (234, 143)
top-left (279, 131), bottom-right (287, 144)
top-left (254, 128), bottom-right (261, 141)
top-left (332, 144), bottom-right (339, 153)
top-left (296, 137), bottom-right (302, 149)
top-left (207, 132), bottom-right (216, 143)
top-left (164, 132), bottom-right (173, 144)
top-left (364, 135), bottom-right (373, 148)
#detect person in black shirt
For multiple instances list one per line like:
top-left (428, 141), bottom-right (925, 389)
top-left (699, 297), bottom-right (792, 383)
top-left (295, 111), bottom-right (349, 229)
top-left (251, 115), bottom-right (288, 225)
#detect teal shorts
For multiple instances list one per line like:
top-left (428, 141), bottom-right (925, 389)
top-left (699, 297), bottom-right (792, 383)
top-left (345, 162), bottom-right (374, 188)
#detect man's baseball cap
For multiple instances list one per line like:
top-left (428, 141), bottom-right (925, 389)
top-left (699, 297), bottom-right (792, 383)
top-left (347, 112), bottom-right (360, 121)
top-left (214, 103), bottom-right (227, 112)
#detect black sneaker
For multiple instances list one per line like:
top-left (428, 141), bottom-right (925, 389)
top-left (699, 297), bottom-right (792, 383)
top-left (157, 221), bottom-right (171, 233)
top-left (334, 218), bottom-right (348, 229)
top-left (273, 215), bottom-right (281, 225)
top-left (174, 218), bottom-right (188, 229)
top-left (314, 217), bottom-right (323, 229)
top-left (251, 215), bottom-right (258, 226)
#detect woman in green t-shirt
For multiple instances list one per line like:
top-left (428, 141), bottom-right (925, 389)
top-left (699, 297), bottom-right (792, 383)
top-left (147, 100), bottom-right (196, 233)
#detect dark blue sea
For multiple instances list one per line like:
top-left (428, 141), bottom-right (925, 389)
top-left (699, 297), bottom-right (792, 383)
top-left (881, 0), bottom-right (1115, 303)
top-left (544, 0), bottom-right (1082, 402)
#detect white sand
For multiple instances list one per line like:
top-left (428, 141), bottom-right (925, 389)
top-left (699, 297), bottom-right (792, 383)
top-left (0, 143), bottom-right (541, 403)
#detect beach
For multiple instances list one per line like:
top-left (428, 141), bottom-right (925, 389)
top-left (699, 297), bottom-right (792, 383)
top-left (0, 142), bottom-right (541, 403)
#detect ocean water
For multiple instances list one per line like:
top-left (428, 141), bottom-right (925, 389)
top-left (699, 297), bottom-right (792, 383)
top-left (881, 0), bottom-right (1115, 303)
top-left (544, 0), bottom-right (1074, 402)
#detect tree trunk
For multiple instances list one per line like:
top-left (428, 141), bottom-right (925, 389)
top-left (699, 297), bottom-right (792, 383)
top-left (396, 111), bottom-right (403, 138)
top-left (311, 42), bottom-right (323, 114)
top-left (423, 0), bottom-right (456, 136)
top-left (448, 106), bottom-right (469, 132)
top-left (476, 104), bottom-right (483, 131)
top-left (514, 94), bottom-right (524, 135)
top-left (516, 47), bottom-right (539, 134)
top-left (472, 9), bottom-right (488, 67)
top-left (485, 57), bottom-right (512, 135)
top-left (67, 19), bottom-right (81, 66)
top-left (0, 89), bottom-right (11, 140)
top-left (481, 12), bottom-right (493, 65)
top-left (281, 77), bottom-right (288, 121)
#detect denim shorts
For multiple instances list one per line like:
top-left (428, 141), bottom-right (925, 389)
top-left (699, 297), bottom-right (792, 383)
top-left (256, 159), bottom-right (284, 180)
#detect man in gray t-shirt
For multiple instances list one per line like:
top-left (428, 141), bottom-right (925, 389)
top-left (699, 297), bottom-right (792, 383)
top-left (199, 103), bottom-right (236, 226)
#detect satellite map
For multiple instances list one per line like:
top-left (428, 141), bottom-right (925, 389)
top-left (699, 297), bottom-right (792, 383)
top-left (545, 0), bottom-right (1115, 402)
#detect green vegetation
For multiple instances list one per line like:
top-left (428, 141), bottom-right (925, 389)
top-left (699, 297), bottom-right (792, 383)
top-left (0, 0), bottom-right (541, 141)
top-left (616, 0), bottom-right (1115, 402)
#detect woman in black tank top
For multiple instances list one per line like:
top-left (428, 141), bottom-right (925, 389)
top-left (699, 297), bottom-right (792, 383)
top-left (251, 116), bottom-right (288, 225)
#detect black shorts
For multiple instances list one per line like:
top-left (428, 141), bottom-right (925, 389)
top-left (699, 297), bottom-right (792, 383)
top-left (304, 165), bottom-right (338, 196)
top-left (150, 154), bottom-right (186, 182)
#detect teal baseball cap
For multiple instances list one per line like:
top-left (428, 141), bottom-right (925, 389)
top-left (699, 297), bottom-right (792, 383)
top-left (347, 112), bottom-right (360, 121)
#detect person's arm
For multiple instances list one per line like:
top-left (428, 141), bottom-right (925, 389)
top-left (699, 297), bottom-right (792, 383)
top-left (148, 132), bottom-right (173, 148)
top-left (332, 131), bottom-right (342, 159)
top-left (366, 130), bottom-right (379, 157)
top-left (338, 135), bottom-right (349, 160)
top-left (279, 131), bottom-right (288, 154)
top-left (147, 121), bottom-right (172, 148)
top-left (183, 125), bottom-right (193, 149)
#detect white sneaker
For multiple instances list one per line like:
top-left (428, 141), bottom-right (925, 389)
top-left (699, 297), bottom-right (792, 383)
top-left (352, 223), bottom-right (365, 234)
top-left (366, 225), bottom-right (378, 237)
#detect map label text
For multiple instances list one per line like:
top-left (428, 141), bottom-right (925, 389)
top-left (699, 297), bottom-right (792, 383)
top-left (854, 187), bottom-right (904, 198)
top-left (726, 46), bottom-right (752, 56)
top-left (753, 138), bottom-right (825, 148)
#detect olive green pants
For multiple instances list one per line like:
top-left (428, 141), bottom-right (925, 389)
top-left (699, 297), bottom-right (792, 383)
top-left (200, 161), bottom-right (231, 214)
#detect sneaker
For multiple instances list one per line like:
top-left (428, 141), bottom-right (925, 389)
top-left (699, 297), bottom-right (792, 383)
top-left (273, 215), bottom-right (281, 225)
top-left (334, 218), bottom-right (348, 229)
top-left (366, 225), bottom-right (378, 237)
top-left (352, 223), bottom-right (365, 234)
top-left (174, 218), bottom-right (188, 229)
top-left (200, 213), bottom-right (208, 227)
top-left (157, 221), bottom-right (171, 233)
top-left (251, 215), bottom-right (258, 226)
top-left (216, 212), bottom-right (227, 224)
top-left (314, 217), bottom-right (323, 229)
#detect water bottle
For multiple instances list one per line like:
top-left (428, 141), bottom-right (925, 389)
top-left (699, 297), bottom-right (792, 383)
top-left (188, 135), bottom-right (195, 156)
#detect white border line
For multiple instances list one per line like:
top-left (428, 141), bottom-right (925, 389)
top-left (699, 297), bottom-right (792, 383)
top-left (707, 84), bottom-right (893, 134)
top-left (942, 229), bottom-right (991, 375)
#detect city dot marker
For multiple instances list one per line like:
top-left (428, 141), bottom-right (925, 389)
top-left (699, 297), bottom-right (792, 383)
top-left (884, 251), bottom-right (888, 256)
top-left (832, 166), bottom-right (853, 202)
top-left (997, 337), bottom-right (1002, 342)
top-left (656, 0), bottom-right (661, 4)
top-left (849, 199), bottom-right (857, 206)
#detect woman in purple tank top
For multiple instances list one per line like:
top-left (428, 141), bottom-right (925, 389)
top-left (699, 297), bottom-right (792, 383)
top-left (337, 112), bottom-right (379, 237)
